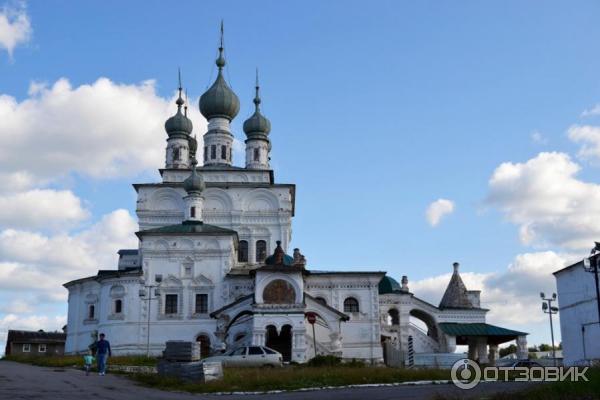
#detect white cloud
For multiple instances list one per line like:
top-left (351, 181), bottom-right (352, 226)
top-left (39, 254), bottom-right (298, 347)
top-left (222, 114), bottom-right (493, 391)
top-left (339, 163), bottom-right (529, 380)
top-left (0, 77), bottom-right (206, 186)
top-left (0, 2), bottom-right (31, 58)
top-left (486, 152), bottom-right (600, 249)
top-left (531, 130), bottom-right (547, 145)
top-left (581, 105), bottom-right (600, 118)
top-left (0, 209), bottom-right (138, 302)
top-left (426, 198), bottom-right (455, 227)
top-left (0, 189), bottom-right (89, 230)
top-left (410, 251), bottom-right (570, 328)
top-left (568, 125), bottom-right (600, 163)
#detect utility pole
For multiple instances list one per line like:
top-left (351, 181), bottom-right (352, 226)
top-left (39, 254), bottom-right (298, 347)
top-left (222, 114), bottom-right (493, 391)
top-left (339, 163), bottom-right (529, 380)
top-left (584, 243), bottom-right (600, 325)
top-left (540, 292), bottom-right (558, 367)
top-left (139, 274), bottom-right (162, 357)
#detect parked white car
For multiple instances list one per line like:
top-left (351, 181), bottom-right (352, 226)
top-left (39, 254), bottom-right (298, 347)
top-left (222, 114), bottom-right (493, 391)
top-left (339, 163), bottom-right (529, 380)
top-left (202, 346), bottom-right (283, 368)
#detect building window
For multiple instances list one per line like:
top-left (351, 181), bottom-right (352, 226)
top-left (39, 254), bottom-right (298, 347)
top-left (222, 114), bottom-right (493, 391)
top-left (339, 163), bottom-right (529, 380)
top-left (204, 146), bottom-right (208, 162)
top-left (165, 294), bottom-right (178, 314)
top-left (38, 344), bottom-right (47, 353)
top-left (229, 147), bottom-right (232, 161)
top-left (115, 299), bottom-right (123, 314)
top-left (195, 294), bottom-right (208, 314)
top-left (221, 145), bottom-right (227, 159)
top-left (173, 147), bottom-right (181, 161)
top-left (183, 262), bottom-right (193, 277)
top-left (254, 148), bottom-right (259, 161)
top-left (256, 240), bottom-right (267, 263)
top-left (211, 145), bottom-right (216, 160)
top-left (88, 304), bottom-right (95, 319)
top-left (238, 240), bottom-right (249, 262)
top-left (190, 206), bottom-right (196, 218)
top-left (22, 344), bottom-right (30, 353)
top-left (315, 297), bottom-right (327, 306)
top-left (343, 297), bottom-right (359, 313)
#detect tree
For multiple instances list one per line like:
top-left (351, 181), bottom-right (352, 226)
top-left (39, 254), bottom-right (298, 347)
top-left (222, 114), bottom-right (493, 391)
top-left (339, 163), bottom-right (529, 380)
top-left (499, 344), bottom-right (517, 358)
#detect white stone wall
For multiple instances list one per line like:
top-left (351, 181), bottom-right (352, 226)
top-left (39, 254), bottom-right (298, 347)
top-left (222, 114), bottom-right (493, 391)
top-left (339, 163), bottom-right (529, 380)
top-left (135, 184), bottom-right (293, 255)
top-left (555, 265), bottom-right (600, 365)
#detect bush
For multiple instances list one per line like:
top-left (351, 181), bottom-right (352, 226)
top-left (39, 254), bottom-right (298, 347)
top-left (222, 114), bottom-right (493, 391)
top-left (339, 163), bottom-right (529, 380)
top-left (306, 355), bottom-right (341, 367)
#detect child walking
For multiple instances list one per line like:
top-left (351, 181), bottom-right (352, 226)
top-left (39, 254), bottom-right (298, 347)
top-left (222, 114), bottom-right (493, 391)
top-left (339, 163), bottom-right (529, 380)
top-left (83, 351), bottom-right (95, 376)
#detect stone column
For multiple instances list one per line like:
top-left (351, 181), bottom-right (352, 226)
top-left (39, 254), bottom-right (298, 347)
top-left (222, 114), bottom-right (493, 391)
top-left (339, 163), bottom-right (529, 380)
top-left (476, 337), bottom-right (489, 364)
top-left (467, 337), bottom-right (477, 360)
top-left (488, 344), bottom-right (499, 366)
top-left (517, 336), bottom-right (528, 360)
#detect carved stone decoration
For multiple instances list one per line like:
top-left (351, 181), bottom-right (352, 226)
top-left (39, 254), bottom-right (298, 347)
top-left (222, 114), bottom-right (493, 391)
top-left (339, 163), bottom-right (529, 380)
top-left (262, 279), bottom-right (296, 304)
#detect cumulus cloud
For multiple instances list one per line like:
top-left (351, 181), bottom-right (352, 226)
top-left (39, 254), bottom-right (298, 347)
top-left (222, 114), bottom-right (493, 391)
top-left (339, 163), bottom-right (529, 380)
top-left (0, 77), bottom-right (206, 186)
top-left (568, 125), bottom-right (600, 163)
top-left (0, 189), bottom-right (89, 230)
top-left (0, 209), bottom-right (138, 303)
top-left (581, 105), bottom-right (600, 118)
top-left (0, 2), bottom-right (31, 58)
top-left (411, 251), bottom-right (571, 327)
top-left (426, 199), bottom-right (455, 227)
top-left (486, 152), bottom-right (600, 250)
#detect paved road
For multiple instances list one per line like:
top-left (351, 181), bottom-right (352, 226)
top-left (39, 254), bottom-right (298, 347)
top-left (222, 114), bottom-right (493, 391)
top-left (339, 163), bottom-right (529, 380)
top-left (0, 361), bottom-right (538, 400)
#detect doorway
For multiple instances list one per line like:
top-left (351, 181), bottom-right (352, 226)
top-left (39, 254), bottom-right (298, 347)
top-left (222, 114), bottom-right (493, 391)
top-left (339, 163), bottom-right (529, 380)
top-left (265, 324), bottom-right (292, 362)
top-left (196, 334), bottom-right (211, 358)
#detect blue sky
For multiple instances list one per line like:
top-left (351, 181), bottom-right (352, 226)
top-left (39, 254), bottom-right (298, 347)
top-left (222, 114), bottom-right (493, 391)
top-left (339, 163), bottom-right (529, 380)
top-left (2, 0), bottom-right (600, 351)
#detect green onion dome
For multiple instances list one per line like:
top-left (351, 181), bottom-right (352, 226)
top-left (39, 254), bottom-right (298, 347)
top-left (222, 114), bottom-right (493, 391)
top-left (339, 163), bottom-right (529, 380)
top-left (165, 92), bottom-right (193, 137)
top-left (199, 47), bottom-right (240, 121)
top-left (243, 83), bottom-right (271, 139)
top-left (183, 160), bottom-right (205, 194)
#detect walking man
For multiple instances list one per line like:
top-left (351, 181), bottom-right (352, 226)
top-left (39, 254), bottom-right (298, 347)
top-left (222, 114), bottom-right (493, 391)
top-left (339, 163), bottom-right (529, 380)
top-left (96, 333), bottom-right (112, 375)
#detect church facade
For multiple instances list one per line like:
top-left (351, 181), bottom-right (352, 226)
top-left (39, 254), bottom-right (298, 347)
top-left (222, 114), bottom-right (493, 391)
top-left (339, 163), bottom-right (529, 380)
top-left (64, 34), bottom-right (527, 365)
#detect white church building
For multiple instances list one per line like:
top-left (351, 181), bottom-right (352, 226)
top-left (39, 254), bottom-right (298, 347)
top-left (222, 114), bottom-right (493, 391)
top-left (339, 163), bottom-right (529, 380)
top-left (64, 32), bottom-right (527, 366)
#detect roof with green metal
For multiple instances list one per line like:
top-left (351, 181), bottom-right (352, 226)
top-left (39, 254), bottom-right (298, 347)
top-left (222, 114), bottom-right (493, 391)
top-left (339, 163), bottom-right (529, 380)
top-left (438, 323), bottom-right (527, 337)
top-left (378, 276), bottom-right (402, 294)
top-left (136, 220), bottom-right (237, 236)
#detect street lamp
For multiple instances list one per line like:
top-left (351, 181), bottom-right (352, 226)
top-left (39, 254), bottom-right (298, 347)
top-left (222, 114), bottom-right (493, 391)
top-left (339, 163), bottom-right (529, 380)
top-left (540, 292), bottom-right (558, 367)
top-left (583, 242), bottom-right (600, 325)
top-left (139, 274), bottom-right (162, 357)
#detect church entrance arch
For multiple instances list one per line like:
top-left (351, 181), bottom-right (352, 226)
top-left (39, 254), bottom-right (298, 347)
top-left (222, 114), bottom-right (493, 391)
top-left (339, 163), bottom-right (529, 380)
top-left (265, 324), bottom-right (292, 362)
top-left (196, 334), bottom-right (211, 358)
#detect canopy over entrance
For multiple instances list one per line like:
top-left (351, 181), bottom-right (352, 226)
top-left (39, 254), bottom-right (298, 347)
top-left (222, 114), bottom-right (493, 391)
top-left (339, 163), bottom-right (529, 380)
top-left (439, 323), bottom-right (527, 345)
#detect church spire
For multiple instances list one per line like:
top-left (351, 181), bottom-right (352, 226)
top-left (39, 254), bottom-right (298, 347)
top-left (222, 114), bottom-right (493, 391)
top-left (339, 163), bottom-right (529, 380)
top-left (243, 69), bottom-right (271, 170)
top-left (199, 22), bottom-right (240, 167)
top-left (164, 69), bottom-right (193, 169)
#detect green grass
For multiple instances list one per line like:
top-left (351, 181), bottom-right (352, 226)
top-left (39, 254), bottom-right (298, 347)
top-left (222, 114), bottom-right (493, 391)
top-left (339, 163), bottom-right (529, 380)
top-left (131, 365), bottom-right (451, 393)
top-left (1, 354), bottom-right (158, 367)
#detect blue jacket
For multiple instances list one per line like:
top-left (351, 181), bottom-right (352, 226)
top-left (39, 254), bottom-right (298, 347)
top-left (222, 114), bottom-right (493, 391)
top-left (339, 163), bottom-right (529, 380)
top-left (96, 339), bottom-right (111, 356)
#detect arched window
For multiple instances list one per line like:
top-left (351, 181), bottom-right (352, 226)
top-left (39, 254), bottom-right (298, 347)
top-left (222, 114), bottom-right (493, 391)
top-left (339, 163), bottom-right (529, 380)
top-left (256, 240), bottom-right (267, 263)
top-left (88, 304), bottom-right (95, 319)
top-left (173, 147), bottom-right (181, 161)
top-left (221, 145), bottom-right (227, 159)
top-left (190, 206), bottom-right (196, 218)
top-left (115, 299), bottom-right (123, 314)
top-left (211, 145), bottom-right (216, 160)
top-left (254, 148), bottom-right (259, 161)
top-left (388, 308), bottom-right (399, 325)
top-left (204, 146), bottom-right (208, 162)
top-left (315, 297), bottom-right (327, 306)
top-left (343, 297), bottom-right (359, 313)
top-left (238, 240), bottom-right (249, 262)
